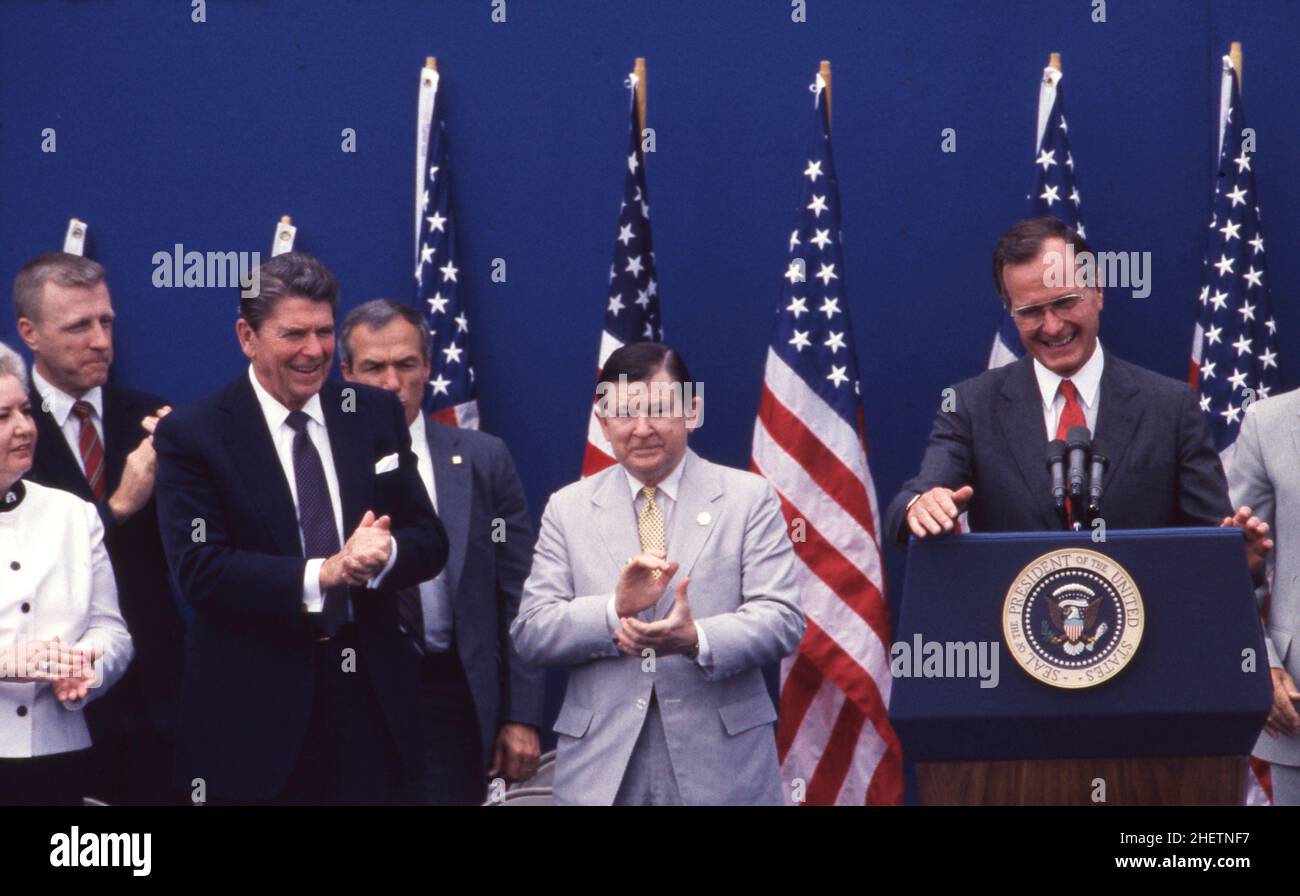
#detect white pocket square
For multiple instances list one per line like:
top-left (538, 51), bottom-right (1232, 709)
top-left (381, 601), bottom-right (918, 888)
top-left (374, 453), bottom-right (400, 474)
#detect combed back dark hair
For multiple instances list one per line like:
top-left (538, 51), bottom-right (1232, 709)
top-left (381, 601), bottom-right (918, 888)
top-left (14, 252), bottom-right (107, 323)
top-left (240, 252), bottom-right (339, 331)
top-left (991, 217), bottom-right (1096, 305)
top-left (338, 298), bottom-right (430, 369)
top-left (597, 342), bottom-right (692, 389)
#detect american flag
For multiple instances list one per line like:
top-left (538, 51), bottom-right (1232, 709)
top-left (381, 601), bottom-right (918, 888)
top-left (989, 62), bottom-right (1087, 368)
top-left (1189, 55), bottom-right (1279, 466)
top-left (1187, 53), bottom-right (1280, 808)
top-left (414, 62), bottom-right (479, 430)
top-left (751, 70), bottom-right (903, 806)
top-left (581, 66), bottom-right (662, 476)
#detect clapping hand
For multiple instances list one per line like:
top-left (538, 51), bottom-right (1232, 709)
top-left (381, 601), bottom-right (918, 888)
top-left (320, 510), bottom-right (394, 589)
top-left (615, 577), bottom-right (698, 657)
top-left (614, 551), bottom-right (679, 617)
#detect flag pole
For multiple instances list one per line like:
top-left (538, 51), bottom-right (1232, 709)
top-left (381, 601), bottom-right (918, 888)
top-left (426, 55), bottom-right (437, 72)
top-left (634, 57), bottom-right (647, 133)
top-left (1229, 41), bottom-right (1242, 88)
top-left (819, 60), bottom-right (832, 127)
top-left (1048, 51), bottom-right (1061, 71)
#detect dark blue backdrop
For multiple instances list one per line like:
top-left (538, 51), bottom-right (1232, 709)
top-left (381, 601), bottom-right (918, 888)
top-left (3, 0), bottom-right (1298, 628)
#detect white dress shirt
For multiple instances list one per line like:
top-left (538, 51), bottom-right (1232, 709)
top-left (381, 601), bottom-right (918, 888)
top-left (31, 368), bottom-right (104, 478)
top-left (604, 456), bottom-right (712, 667)
top-left (408, 413), bottom-right (454, 652)
top-left (0, 480), bottom-right (133, 758)
top-left (245, 366), bottom-right (396, 613)
top-left (1033, 341), bottom-right (1104, 439)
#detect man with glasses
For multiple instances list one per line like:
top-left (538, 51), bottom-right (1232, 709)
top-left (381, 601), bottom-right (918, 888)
top-left (511, 342), bottom-right (805, 805)
top-left (885, 218), bottom-right (1268, 568)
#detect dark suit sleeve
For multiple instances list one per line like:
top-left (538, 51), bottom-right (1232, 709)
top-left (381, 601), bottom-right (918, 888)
top-left (372, 393), bottom-right (448, 591)
top-left (488, 440), bottom-right (545, 728)
top-left (885, 387), bottom-right (975, 545)
top-left (153, 413), bottom-right (310, 623)
top-left (1174, 383), bottom-right (1232, 525)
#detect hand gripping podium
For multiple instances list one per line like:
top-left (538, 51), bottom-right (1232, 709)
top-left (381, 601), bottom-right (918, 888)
top-left (889, 528), bottom-right (1272, 805)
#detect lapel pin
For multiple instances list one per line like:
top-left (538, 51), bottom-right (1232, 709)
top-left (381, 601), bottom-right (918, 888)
top-left (697, 511), bottom-right (711, 526)
top-left (452, 455), bottom-right (463, 465)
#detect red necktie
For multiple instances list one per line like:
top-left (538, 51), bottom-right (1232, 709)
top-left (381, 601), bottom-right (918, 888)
top-left (72, 400), bottom-right (107, 502)
top-left (1056, 381), bottom-right (1086, 519)
top-left (1055, 380), bottom-right (1086, 442)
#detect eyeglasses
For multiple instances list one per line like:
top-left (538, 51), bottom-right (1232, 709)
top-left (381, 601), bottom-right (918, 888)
top-left (1009, 293), bottom-right (1084, 324)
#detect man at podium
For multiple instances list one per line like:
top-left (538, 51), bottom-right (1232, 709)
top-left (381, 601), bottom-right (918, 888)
top-left (886, 217), bottom-right (1268, 572)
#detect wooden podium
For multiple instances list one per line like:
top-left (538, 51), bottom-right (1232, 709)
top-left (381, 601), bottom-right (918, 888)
top-left (890, 529), bottom-right (1270, 806)
top-left (915, 757), bottom-right (1246, 806)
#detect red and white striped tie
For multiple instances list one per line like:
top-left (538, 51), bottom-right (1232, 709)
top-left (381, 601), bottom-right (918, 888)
top-left (72, 400), bottom-right (107, 501)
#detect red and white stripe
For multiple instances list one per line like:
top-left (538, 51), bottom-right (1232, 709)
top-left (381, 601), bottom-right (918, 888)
top-left (582, 330), bottom-right (622, 477)
top-left (753, 348), bottom-right (904, 805)
top-left (430, 399), bottom-right (480, 431)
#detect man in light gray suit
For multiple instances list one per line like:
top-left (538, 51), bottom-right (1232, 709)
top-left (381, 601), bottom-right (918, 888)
top-left (511, 342), bottom-right (805, 805)
top-left (340, 300), bottom-right (544, 804)
top-left (1228, 388), bottom-right (1300, 804)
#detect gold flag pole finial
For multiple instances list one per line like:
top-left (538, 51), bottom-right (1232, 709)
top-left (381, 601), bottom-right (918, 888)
top-left (280, 215), bottom-right (292, 225)
top-left (633, 57), bottom-right (647, 133)
top-left (1048, 51), bottom-right (1062, 71)
top-left (426, 56), bottom-right (437, 71)
top-left (819, 60), bottom-right (832, 126)
top-left (1229, 41), bottom-right (1242, 88)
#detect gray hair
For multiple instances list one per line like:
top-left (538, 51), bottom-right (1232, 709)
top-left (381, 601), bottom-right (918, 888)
top-left (14, 252), bottom-right (107, 323)
top-left (0, 342), bottom-right (25, 383)
top-left (338, 299), bottom-right (430, 369)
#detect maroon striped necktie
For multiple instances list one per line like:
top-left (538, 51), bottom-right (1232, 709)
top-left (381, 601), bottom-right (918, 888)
top-left (72, 400), bottom-right (107, 502)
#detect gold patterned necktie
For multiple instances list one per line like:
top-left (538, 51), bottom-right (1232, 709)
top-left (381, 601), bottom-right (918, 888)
top-left (638, 485), bottom-right (666, 556)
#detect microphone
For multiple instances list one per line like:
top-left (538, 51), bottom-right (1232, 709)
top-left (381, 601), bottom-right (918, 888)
top-left (1066, 425), bottom-right (1091, 530)
top-left (1088, 447), bottom-right (1108, 520)
top-left (1045, 439), bottom-right (1067, 527)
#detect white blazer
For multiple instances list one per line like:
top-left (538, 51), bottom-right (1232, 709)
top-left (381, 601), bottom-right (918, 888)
top-left (0, 480), bottom-right (133, 758)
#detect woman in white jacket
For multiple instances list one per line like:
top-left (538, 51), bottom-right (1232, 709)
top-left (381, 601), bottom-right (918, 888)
top-left (0, 352), bottom-right (133, 805)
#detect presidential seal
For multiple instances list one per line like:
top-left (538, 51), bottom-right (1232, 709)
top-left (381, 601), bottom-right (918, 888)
top-left (1002, 548), bottom-right (1144, 689)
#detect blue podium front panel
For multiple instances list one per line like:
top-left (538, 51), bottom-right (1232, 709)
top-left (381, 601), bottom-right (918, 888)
top-left (890, 528), bottom-right (1272, 762)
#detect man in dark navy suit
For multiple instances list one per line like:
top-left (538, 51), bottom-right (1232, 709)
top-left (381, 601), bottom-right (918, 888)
top-left (153, 253), bottom-right (448, 805)
top-left (15, 252), bottom-right (186, 805)
top-left (886, 219), bottom-right (1269, 574)
top-left (340, 299), bottom-right (544, 804)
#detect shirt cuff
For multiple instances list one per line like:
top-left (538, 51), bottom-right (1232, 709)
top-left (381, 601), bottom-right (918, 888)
top-left (367, 537), bottom-right (399, 589)
top-left (606, 596), bottom-right (620, 634)
top-left (303, 558), bottom-right (325, 613)
top-left (694, 622), bottom-right (712, 668)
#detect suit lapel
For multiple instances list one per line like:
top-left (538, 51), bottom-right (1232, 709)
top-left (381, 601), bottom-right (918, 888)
top-left (1092, 356), bottom-right (1144, 495)
top-left (28, 376), bottom-right (93, 502)
top-left (100, 385), bottom-right (143, 495)
top-left (321, 381), bottom-right (369, 534)
top-left (591, 466), bottom-right (643, 585)
top-left (995, 357), bottom-right (1059, 529)
top-left (428, 419), bottom-right (470, 600)
top-left (656, 450), bottom-right (723, 619)
top-left (218, 376), bottom-right (302, 556)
